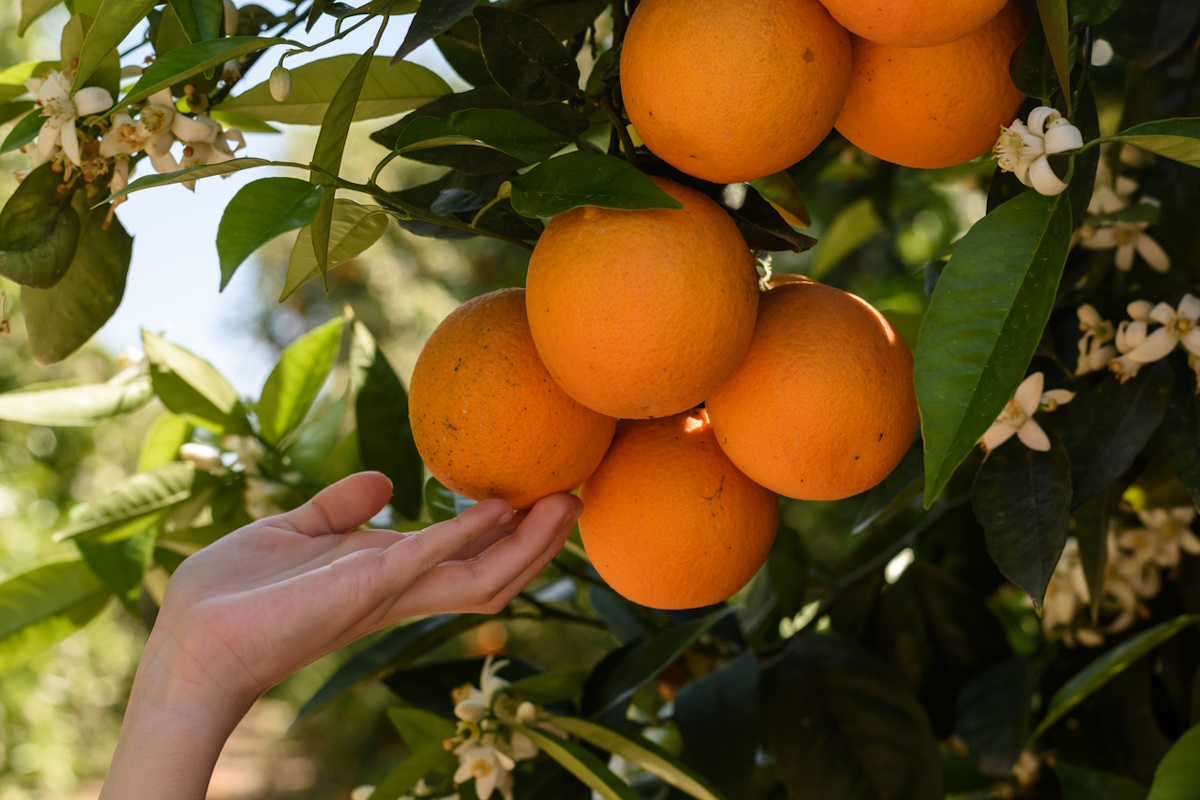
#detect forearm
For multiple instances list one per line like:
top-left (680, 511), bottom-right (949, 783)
top-left (100, 630), bottom-right (249, 800)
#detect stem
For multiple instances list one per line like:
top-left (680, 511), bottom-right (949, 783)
top-left (513, 592), bottom-right (608, 630)
top-left (368, 150), bottom-right (403, 187)
top-left (469, 193), bottom-right (507, 229)
top-left (611, 1), bottom-right (629, 47)
top-left (599, 90), bottom-right (637, 165)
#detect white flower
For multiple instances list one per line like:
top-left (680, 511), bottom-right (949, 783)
top-left (453, 744), bottom-right (515, 800)
top-left (1110, 294), bottom-right (1200, 382)
top-left (109, 156), bottom-right (131, 206)
top-left (178, 115), bottom-right (245, 188)
top-left (24, 70), bottom-right (113, 167)
top-left (1120, 507), bottom-right (1200, 570)
top-left (99, 111), bottom-right (145, 158)
top-left (979, 372), bottom-right (1074, 453)
top-left (1079, 202), bottom-right (1170, 273)
top-left (453, 656), bottom-right (509, 722)
top-left (1076, 304), bottom-right (1117, 376)
top-left (1041, 539), bottom-right (1090, 637)
top-left (994, 106), bottom-right (1083, 196)
top-left (179, 442), bottom-right (223, 471)
top-left (136, 89), bottom-right (181, 173)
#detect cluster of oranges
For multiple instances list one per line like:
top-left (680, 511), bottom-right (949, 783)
top-left (407, 0), bottom-right (1024, 609)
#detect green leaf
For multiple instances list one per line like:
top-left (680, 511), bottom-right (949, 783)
top-left (296, 615), bottom-right (482, 722)
top-left (548, 716), bottom-right (723, 800)
top-left (1072, 489), bottom-right (1113, 623)
top-left (258, 317), bottom-right (344, 445)
top-left (1, 107), bottom-right (48, 152)
top-left (138, 413), bottom-right (194, 472)
top-left (19, 0), bottom-right (62, 35)
top-left (56, 462), bottom-right (204, 541)
top-left (971, 436), bottom-right (1072, 606)
top-left (208, 109), bottom-right (280, 134)
top-left (281, 199), bottom-right (389, 301)
top-left (474, 6), bottom-right (581, 104)
top-left (673, 651), bottom-right (759, 800)
top-left (283, 394), bottom-right (347, 477)
top-left (1031, 614), bottom-right (1200, 742)
top-left (75, 528), bottom-right (155, 611)
top-left (1035, 0), bottom-right (1071, 99)
top-left (72, 0), bottom-right (156, 90)
top-left (395, 107), bottom-right (571, 165)
top-left (386, 707), bottom-right (456, 752)
top-left (1069, 0), bottom-right (1122, 25)
top-left (0, 559), bottom-right (109, 675)
top-left (168, 0), bottom-right (222, 43)
top-left (810, 196), bottom-right (883, 280)
top-left (583, 607), bottom-right (734, 719)
top-left (0, 163), bottom-right (80, 288)
top-left (508, 668), bottom-right (588, 705)
top-left (393, 0), bottom-right (477, 62)
top-left (915, 190), bottom-right (1073, 507)
top-left (143, 331), bottom-right (249, 433)
top-left (436, 17), bottom-right (493, 87)
top-left (22, 195), bottom-right (131, 365)
top-left (218, 54), bottom-right (451, 124)
top-left (0, 373), bottom-right (152, 426)
top-left (424, 476), bottom-right (475, 523)
top-left (509, 152), bottom-right (681, 217)
top-left (121, 36), bottom-right (285, 106)
top-left (215, 177), bottom-right (324, 290)
top-left (765, 633), bottom-right (943, 800)
top-left (509, 724), bottom-right (639, 800)
top-left (1109, 118), bottom-right (1200, 168)
top-left (1159, 359), bottom-right (1200, 508)
top-left (1146, 723), bottom-right (1200, 800)
top-left (954, 658), bottom-right (1032, 777)
top-left (1066, 363), bottom-right (1173, 507)
top-left (367, 744), bottom-right (457, 800)
top-left (851, 438), bottom-right (924, 534)
top-left (749, 170), bottom-right (811, 228)
top-left (349, 321), bottom-right (423, 520)
top-left (109, 157), bottom-right (281, 201)
top-left (0, 101), bottom-right (36, 127)
top-left (1053, 761), bottom-right (1148, 800)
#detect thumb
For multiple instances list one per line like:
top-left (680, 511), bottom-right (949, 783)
top-left (277, 471), bottom-right (393, 536)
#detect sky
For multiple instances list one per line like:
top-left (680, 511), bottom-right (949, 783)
top-left (17, 2), bottom-right (455, 394)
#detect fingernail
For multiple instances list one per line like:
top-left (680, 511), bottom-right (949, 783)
top-left (498, 507), bottom-right (517, 524)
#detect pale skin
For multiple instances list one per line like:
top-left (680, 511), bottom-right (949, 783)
top-left (99, 471), bottom-right (582, 800)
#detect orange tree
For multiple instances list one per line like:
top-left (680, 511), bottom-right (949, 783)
top-left (3, 0), bottom-right (1200, 798)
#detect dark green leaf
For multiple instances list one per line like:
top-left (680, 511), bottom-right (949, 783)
top-left (216, 177), bottom-right (323, 290)
top-left (368, 745), bottom-right (457, 800)
top-left (474, 6), bottom-right (581, 104)
top-left (548, 716), bottom-right (723, 800)
top-left (56, 463), bottom-right (203, 541)
top-left (121, 37), bottom-right (285, 106)
top-left (219, 55), bottom-right (451, 124)
top-left (583, 607), bottom-right (733, 719)
top-left (75, 528), bottom-right (155, 611)
top-left (0, 373), bottom-right (152, 426)
top-left (1073, 489), bottom-right (1114, 623)
top-left (436, 17), bottom-right (493, 86)
top-left (296, 615), bottom-right (482, 722)
top-left (526, 0), bottom-right (607, 38)
top-left (508, 668), bottom-right (588, 705)
top-left (954, 658), bottom-right (1032, 776)
top-left (915, 190), bottom-right (1073, 507)
top-left (424, 476), bottom-right (475, 523)
top-left (396, 107), bottom-right (570, 166)
top-left (852, 438), bottom-right (923, 534)
top-left (509, 152), bottom-right (680, 216)
top-left (72, 0), bottom-right (156, 90)
top-left (1054, 761), bottom-right (1148, 800)
top-left (1099, 0), bottom-right (1200, 68)
top-left (394, 0), bottom-right (477, 61)
top-left (509, 724), bottom-right (639, 800)
top-left (1036, 0), bottom-right (1072, 98)
top-left (673, 650), bottom-right (759, 800)
top-left (281, 199), bottom-right (389, 301)
top-left (765, 633), bottom-right (943, 800)
top-left (0, 559), bottom-right (109, 674)
top-left (1146, 723), bottom-right (1200, 800)
top-left (349, 322), bottom-right (423, 520)
top-left (972, 436), bottom-right (1073, 606)
top-left (168, 0), bottom-right (222, 43)
top-left (386, 707), bottom-right (456, 752)
top-left (383, 657), bottom-right (540, 716)
top-left (1159, 358), bottom-right (1200, 507)
top-left (1066, 363), bottom-right (1173, 507)
top-left (1068, 0), bottom-right (1122, 25)
top-left (749, 171), bottom-right (811, 228)
top-left (1068, 79), bottom-right (1100, 229)
top-left (0, 101), bottom-right (35, 127)
top-left (143, 330), bottom-right (249, 433)
top-left (1109, 118), bottom-right (1200, 169)
top-left (708, 180), bottom-right (817, 254)
top-left (22, 195), bottom-right (130, 365)
top-left (1, 108), bottom-right (47, 153)
top-left (0, 163), bottom-right (79, 288)
top-left (1032, 614), bottom-right (1200, 741)
top-left (258, 316), bottom-right (344, 445)
top-left (587, 585), bottom-right (656, 644)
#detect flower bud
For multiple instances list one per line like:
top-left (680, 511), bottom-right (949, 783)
top-left (270, 66), bottom-right (291, 102)
top-left (179, 443), bottom-right (223, 471)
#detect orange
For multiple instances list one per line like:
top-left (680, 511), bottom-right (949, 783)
top-left (579, 410), bottom-right (779, 609)
top-left (408, 288), bottom-right (616, 510)
top-left (834, 1), bottom-right (1029, 169)
top-left (816, 0), bottom-right (1010, 47)
top-left (525, 177), bottom-right (759, 420)
top-left (620, 0), bottom-right (852, 184)
top-left (706, 279), bottom-right (918, 501)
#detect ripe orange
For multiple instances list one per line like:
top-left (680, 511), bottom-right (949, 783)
top-left (833, 1), bottom-right (1029, 169)
top-left (706, 279), bottom-right (918, 501)
top-left (816, 0), bottom-right (1009, 47)
top-left (525, 177), bottom-right (759, 420)
top-left (408, 288), bottom-right (616, 510)
top-left (620, 0), bottom-right (852, 184)
top-left (579, 410), bottom-right (779, 610)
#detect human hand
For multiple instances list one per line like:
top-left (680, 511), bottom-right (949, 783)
top-left (101, 472), bottom-right (581, 800)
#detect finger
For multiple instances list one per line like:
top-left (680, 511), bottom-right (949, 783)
top-left (380, 498), bottom-right (516, 574)
top-left (447, 510), bottom-right (525, 561)
top-left (274, 471), bottom-right (393, 537)
top-left (387, 494), bottom-right (582, 618)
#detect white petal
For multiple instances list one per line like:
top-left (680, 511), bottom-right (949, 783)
top-left (1080, 227), bottom-right (1118, 250)
top-left (1027, 106), bottom-right (1057, 136)
top-left (1179, 294), bottom-right (1200, 322)
top-left (149, 88), bottom-right (175, 108)
top-left (224, 127), bottom-right (245, 151)
top-left (149, 149), bottom-right (179, 174)
top-left (1018, 420), bottom-right (1051, 451)
top-left (1132, 235), bottom-right (1170, 273)
top-left (1043, 123), bottom-right (1083, 154)
top-left (1127, 300), bottom-right (1154, 321)
top-left (1029, 156), bottom-right (1068, 196)
top-left (1116, 176), bottom-right (1139, 196)
top-left (1041, 389), bottom-right (1076, 408)
top-left (60, 116), bottom-right (80, 166)
top-left (1116, 243), bottom-right (1134, 271)
top-left (1179, 328), bottom-right (1200, 357)
top-left (1126, 327), bottom-right (1178, 364)
top-left (981, 421), bottom-right (1018, 452)
top-left (1015, 372), bottom-right (1045, 416)
top-left (1078, 304), bottom-right (1102, 328)
top-left (1181, 530), bottom-right (1200, 556)
top-left (172, 113), bottom-right (220, 143)
top-left (1149, 302), bottom-right (1176, 327)
top-left (72, 86), bottom-right (113, 115)
top-left (37, 75), bottom-right (68, 105)
top-left (1014, 158), bottom-right (1033, 187)
top-left (36, 119), bottom-right (60, 158)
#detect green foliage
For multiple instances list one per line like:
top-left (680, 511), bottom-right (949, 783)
top-left (216, 176), bottom-right (324, 289)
